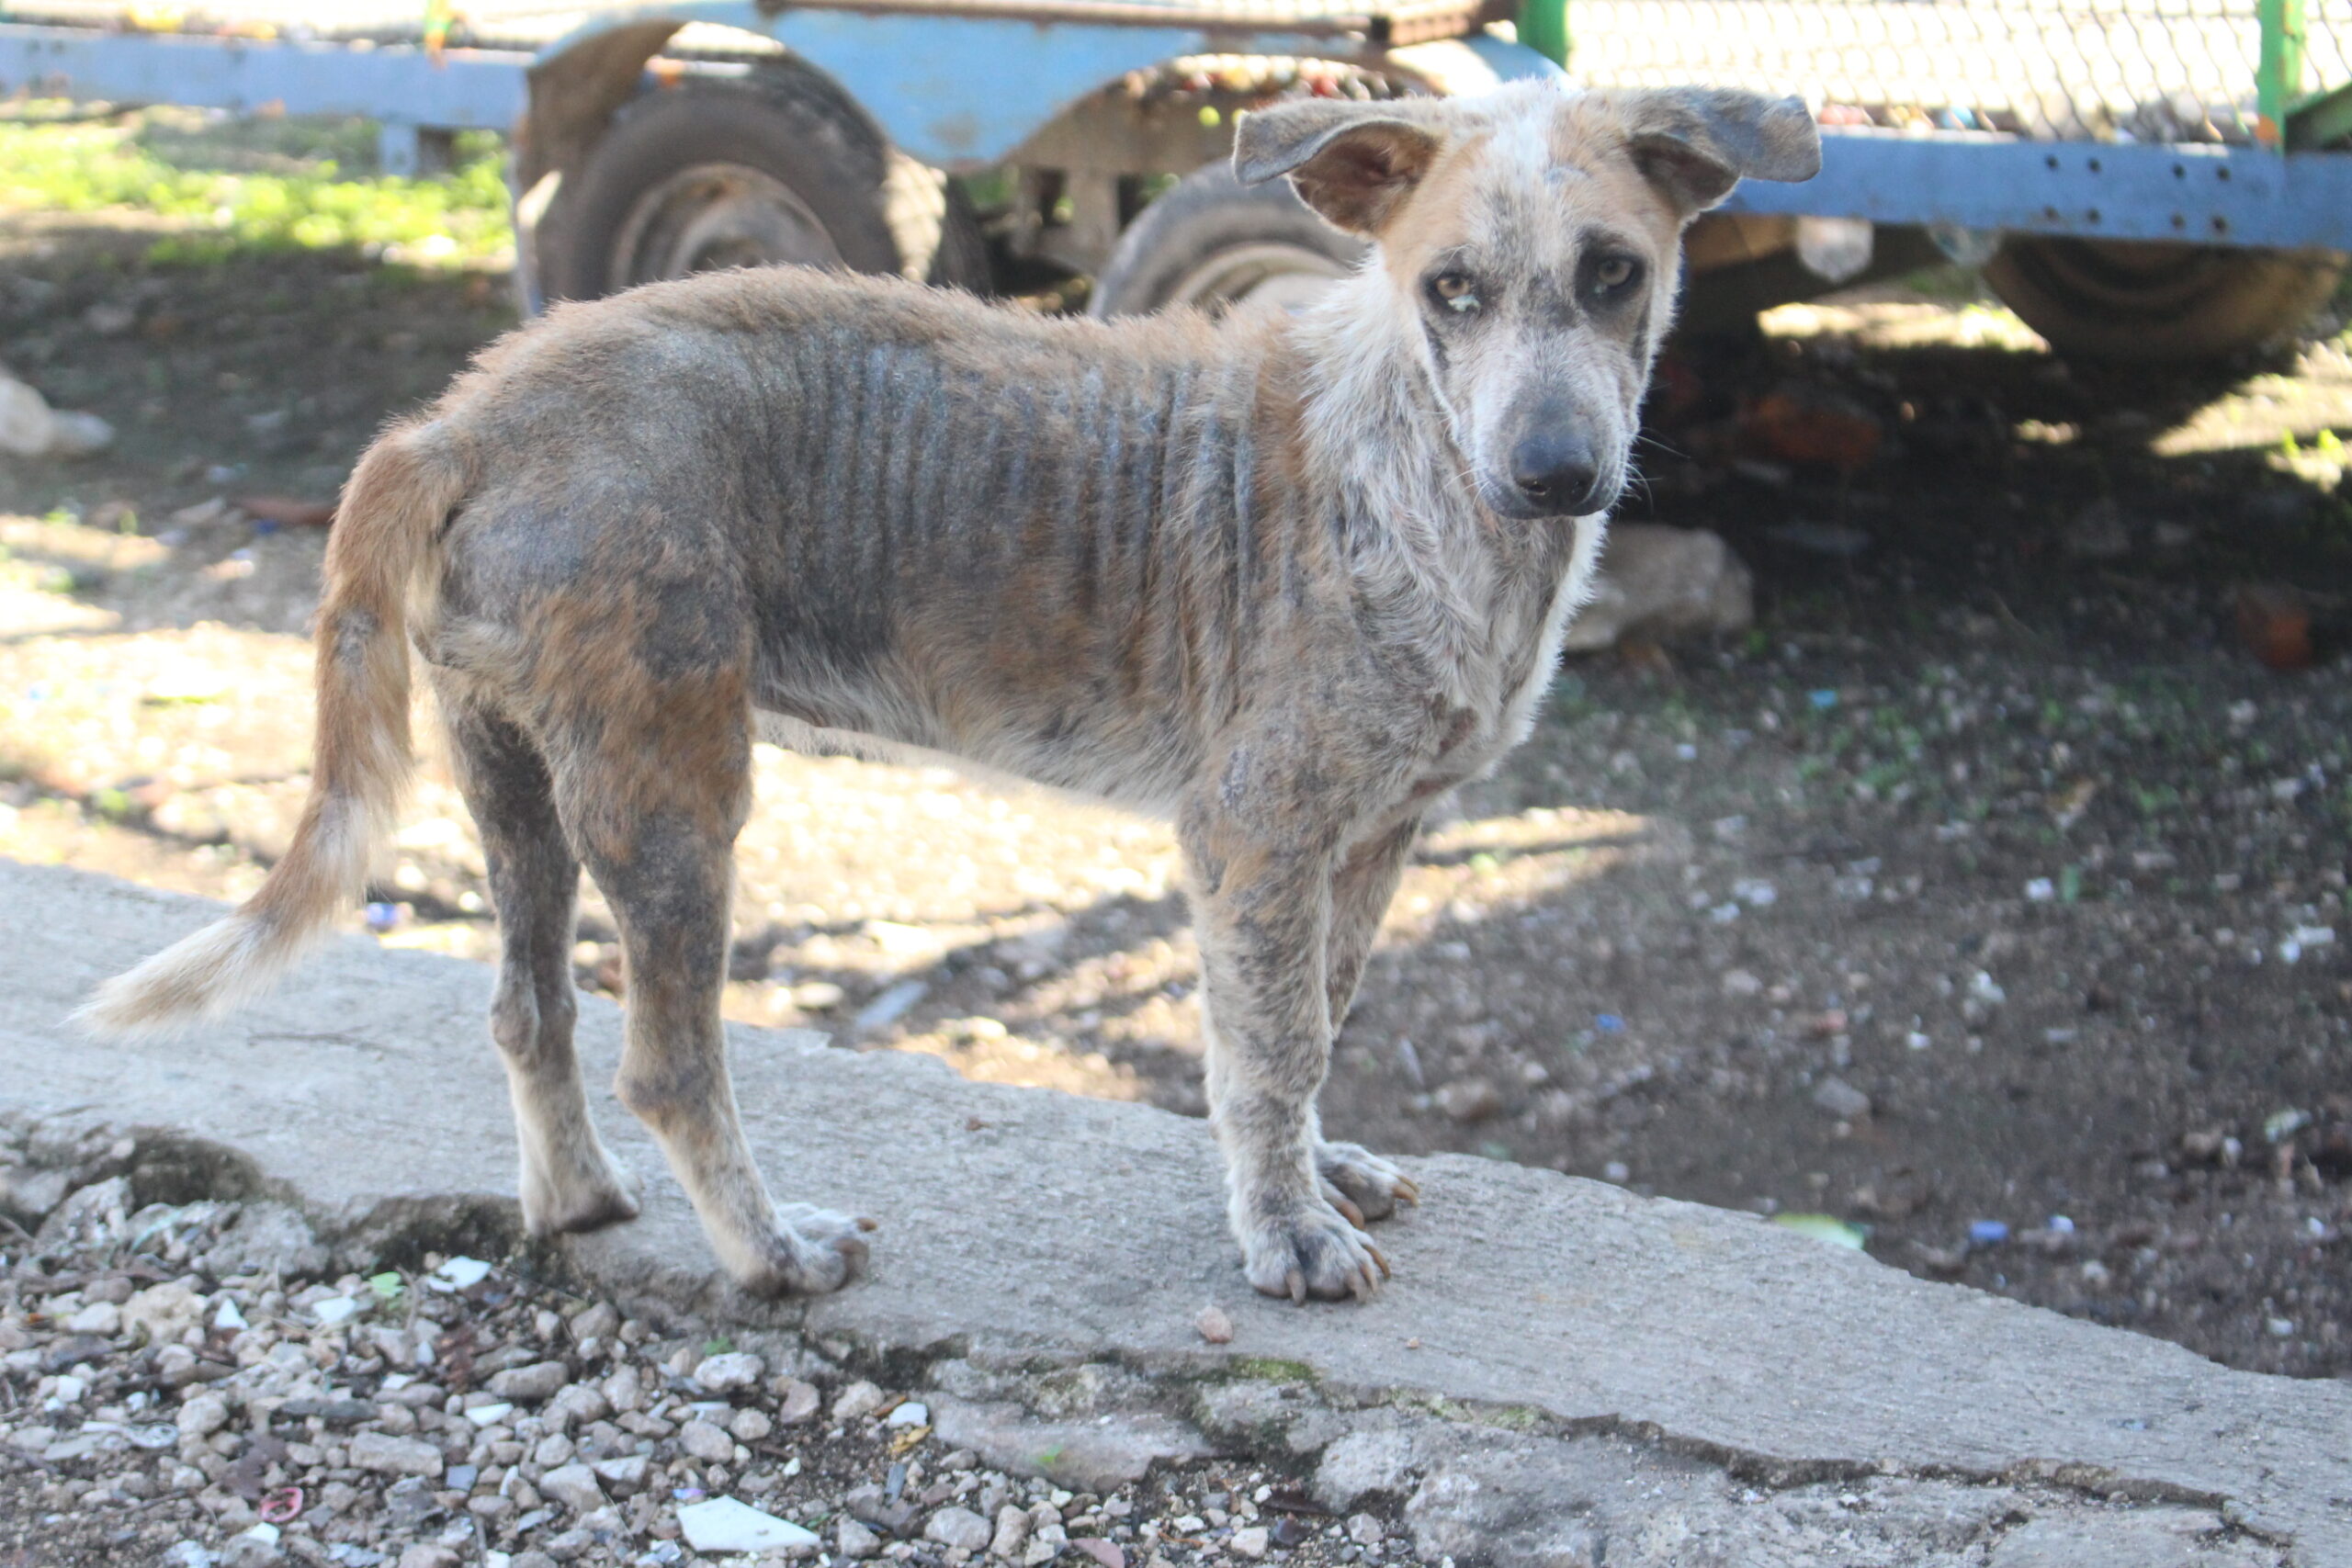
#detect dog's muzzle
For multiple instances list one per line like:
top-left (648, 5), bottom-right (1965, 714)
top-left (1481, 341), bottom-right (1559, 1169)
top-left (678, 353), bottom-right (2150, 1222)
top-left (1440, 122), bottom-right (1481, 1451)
top-left (1487, 429), bottom-right (1618, 520)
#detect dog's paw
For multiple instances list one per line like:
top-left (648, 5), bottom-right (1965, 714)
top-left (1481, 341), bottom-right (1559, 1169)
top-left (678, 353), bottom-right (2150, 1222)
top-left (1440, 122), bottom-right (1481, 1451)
top-left (1240, 1201), bottom-right (1389, 1303)
top-left (732, 1203), bottom-right (873, 1297)
top-left (520, 1154), bottom-right (640, 1237)
top-left (1316, 1141), bottom-right (1420, 1225)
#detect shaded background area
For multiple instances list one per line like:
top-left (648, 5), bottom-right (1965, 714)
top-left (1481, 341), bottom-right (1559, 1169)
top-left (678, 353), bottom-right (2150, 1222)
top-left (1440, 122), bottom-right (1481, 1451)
top-left (3, 107), bottom-right (2348, 1379)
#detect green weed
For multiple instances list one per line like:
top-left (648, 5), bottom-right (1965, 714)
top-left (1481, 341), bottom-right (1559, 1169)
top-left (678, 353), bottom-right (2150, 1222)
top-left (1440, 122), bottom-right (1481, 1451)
top-left (0, 112), bottom-right (510, 267)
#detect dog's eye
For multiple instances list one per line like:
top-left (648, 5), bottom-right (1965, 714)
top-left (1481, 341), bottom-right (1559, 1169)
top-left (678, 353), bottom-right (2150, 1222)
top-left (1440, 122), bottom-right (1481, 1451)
top-left (1430, 271), bottom-right (1481, 313)
top-left (1590, 254), bottom-right (1641, 294)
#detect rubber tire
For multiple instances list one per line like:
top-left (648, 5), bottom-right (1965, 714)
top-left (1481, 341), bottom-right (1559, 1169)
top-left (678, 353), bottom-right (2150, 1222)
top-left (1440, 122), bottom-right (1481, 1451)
top-left (1090, 162), bottom-right (1363, 318)
top-left (1983, 238), bottom-right (2345, 364)
top-left (1675, 225), bottom-right (1948, 339)
top-left (531, 65), bottom-right (989, 306)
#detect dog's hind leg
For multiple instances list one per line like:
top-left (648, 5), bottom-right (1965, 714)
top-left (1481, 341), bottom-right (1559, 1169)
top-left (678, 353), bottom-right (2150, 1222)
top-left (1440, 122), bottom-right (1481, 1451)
top-left (555, 692), bottom-right (867, 1297)
top-left (1315, 818), bottom-right (1422, 1226)
top-left (444, 695), bottom-right (639, 1236)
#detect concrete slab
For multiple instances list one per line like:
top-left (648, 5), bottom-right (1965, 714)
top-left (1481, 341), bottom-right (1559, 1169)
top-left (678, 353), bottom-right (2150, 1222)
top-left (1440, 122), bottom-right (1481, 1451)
top-left (6, 861), bottom-right (2349, 1560)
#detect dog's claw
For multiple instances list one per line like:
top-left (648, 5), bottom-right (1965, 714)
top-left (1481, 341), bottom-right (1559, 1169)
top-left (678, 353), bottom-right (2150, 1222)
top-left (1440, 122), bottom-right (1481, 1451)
top-left (731, 1202), bottom-right (872, 1297)
top-left (855, 1215), bottom-right (880, 1232)
top-left (1244, 1198), bottom-right (1389, 1304)
top-left (1316, 1142), bottom-right (1418, 1224)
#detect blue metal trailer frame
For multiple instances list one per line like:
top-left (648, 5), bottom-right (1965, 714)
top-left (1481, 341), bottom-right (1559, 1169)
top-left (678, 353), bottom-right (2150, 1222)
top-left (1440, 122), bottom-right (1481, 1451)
top-left (0, 24), bottom-right (527, 175)
top-left (3, 3), bottom-right (2347, 250)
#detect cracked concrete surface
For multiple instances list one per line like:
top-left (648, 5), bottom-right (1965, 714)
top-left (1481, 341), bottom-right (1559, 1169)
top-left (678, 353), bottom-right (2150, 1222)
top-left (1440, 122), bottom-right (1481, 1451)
top-left (6, 861), bottom-right (2350, 1562)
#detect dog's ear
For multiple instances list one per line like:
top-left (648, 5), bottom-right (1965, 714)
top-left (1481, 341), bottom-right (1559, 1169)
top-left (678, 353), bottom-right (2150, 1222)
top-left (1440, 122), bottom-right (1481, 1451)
top-left (1233, 100), bottom-right (1444, 237)
top-left (1615, 87), bottom-right (1821, 217)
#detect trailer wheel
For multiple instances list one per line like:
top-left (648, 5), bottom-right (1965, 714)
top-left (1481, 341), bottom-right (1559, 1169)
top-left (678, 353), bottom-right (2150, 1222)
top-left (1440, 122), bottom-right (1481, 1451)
top-left (529, 65), bottom-right (988, 306)
top-left (1090, 163), bottom-right (1362, 318)
top-left (1983, 238), bottom-right (2344, 363)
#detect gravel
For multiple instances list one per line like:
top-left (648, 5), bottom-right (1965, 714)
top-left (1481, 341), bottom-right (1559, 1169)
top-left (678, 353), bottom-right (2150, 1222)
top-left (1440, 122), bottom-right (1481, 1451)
top-left (0, 1157), bottom-right (1412, 1568)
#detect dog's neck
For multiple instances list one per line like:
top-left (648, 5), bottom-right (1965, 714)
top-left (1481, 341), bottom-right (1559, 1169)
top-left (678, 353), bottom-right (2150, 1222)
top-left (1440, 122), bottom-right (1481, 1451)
top-left (1282, 273), bottom-right (1601, 715)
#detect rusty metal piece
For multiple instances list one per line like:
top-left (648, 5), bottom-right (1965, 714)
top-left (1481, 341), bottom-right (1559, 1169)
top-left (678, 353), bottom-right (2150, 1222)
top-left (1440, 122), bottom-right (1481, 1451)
top-left (755, 0), bottom-right (1508, 48)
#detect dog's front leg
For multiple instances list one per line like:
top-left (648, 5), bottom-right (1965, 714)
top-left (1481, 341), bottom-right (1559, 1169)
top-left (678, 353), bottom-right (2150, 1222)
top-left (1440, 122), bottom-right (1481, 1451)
top-left (1315, 818), bottom-right (1423, 1228)
top-left (1183, 801), bottom-right (1386, 1303)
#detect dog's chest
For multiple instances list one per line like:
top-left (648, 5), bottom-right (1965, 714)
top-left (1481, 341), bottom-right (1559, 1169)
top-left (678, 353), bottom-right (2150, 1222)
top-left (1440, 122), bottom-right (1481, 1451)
top-left (1396, 516), bottom-right (1602, 804)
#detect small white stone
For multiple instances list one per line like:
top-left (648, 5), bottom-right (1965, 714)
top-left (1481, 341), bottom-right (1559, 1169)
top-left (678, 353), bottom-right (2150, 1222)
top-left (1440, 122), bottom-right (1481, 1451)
top-left (831, 1380), bottom-right (885, 1421)
top-left (176, 1393), bottom-right (231, 1439)
top-left (679, 1418), bottom-right (735, 1462)
top-left (65, 1301), bottom-right (122, 1336)
top-left (854, 979), bottom-right (929, 1031)
top-left (675, 1496), bottom-right (820, 1553)
top-left (428, 1258), bottom-right (493, 1292)
top-left (465, 1403), bottom-right (514, 1427)
top-left (923, 1506), bottom-right (991, 1551)
top-left (488, 1361), bottom-right (570, 1403)
top-left (311, 1297), bottom-right (358, 1326)
top-left (692, 1350), bottom-right (764, 1393)
top-left (349, 1431), bottom-right (444, 1478)
top-left (885, 1401), bottom-right (929, 1428)
top-left (775, 1380), bottom-right (821, 1424)
top-left (1229, 1525), bottom-right (1271, 1559)
top-left (536, 1462), bottom-right (606, 1512)
top-left (591, 1453), bottom-right (650, 1493)
top-left (568, 1302), bottom-right (621, 1342)
top-left (991, 1505), bottom-right (1033, 1558)
top-left (46, 409), bottom-right (113, 457)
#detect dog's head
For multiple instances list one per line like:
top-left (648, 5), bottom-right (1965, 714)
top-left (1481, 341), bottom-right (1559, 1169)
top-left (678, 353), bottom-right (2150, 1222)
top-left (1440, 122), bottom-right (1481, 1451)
top-left (1235, 80), bottom-right (1818, 521)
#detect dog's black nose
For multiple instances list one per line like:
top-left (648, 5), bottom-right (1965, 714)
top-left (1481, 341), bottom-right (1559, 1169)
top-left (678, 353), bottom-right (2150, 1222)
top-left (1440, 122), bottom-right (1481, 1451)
top-left (1509, 432), bottom-right (1602, 514)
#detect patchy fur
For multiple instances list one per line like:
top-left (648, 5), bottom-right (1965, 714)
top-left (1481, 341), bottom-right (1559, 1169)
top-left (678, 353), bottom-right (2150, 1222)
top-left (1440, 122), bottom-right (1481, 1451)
top-left (83, 78), bottom-right (1816, 1303)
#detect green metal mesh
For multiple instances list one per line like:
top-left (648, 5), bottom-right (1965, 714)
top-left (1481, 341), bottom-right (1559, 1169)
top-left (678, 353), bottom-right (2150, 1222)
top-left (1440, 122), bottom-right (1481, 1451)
top-left (12, 0), bottom-right (2346, 146)
top-left (1564, 0), bottom-right (2351, 144)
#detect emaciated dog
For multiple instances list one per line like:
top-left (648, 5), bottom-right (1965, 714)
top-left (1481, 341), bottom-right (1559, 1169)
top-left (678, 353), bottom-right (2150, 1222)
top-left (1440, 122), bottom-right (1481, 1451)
top-left (84, 79), bottom-right (1818, 1303)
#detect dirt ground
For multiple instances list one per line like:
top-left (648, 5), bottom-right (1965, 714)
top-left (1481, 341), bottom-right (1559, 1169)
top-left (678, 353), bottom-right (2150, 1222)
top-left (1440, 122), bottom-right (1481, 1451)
top-left (5, 150), bottom-right (2350, 1386)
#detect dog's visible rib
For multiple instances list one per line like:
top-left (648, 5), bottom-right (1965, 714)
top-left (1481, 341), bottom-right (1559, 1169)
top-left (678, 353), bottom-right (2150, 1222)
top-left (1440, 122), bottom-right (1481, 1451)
top-left (75, 430), bottom-right (468, 1036)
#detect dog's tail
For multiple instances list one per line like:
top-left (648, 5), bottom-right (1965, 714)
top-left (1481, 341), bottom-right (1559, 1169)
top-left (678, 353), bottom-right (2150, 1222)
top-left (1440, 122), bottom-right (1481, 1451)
top-left (76, 424), bottom-right (469, 1038)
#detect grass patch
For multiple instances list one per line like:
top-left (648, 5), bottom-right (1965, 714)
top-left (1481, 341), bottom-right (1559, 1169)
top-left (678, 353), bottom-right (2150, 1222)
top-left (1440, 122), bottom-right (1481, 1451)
top-left (0, 107), bottom-right (511, 267)
top-left (1220, 1357), bottom-right (1319, 1385)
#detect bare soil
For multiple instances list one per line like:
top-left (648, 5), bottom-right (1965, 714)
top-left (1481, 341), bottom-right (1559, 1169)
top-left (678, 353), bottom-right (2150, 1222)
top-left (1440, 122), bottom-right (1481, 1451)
top-left (5, 195), bottom-right (2350, 1383)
